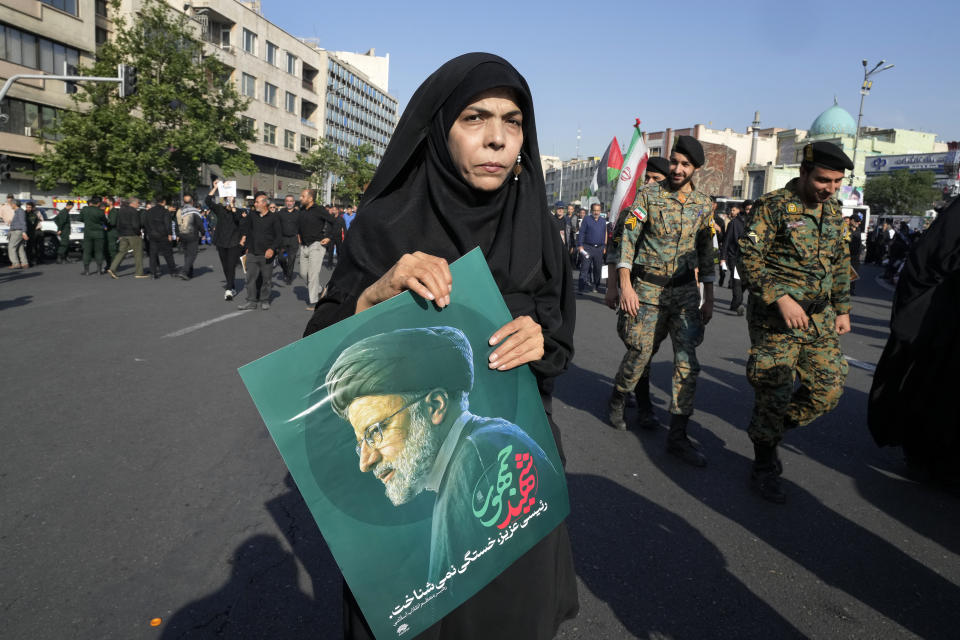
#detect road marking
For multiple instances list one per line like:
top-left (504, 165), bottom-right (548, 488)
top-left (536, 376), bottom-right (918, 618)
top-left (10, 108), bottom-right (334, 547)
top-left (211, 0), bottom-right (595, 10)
top-left (163, 310), bottom-right (250, 338)
top-left (844, 356), bottom-right (876, 373)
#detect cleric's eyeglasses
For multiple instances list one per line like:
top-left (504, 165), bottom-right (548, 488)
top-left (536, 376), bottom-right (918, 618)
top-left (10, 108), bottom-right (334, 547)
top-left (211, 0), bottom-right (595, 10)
top-left (354, 395), bottom-right (427, 457)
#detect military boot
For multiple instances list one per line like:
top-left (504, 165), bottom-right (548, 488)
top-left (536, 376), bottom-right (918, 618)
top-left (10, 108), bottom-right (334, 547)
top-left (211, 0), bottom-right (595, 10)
top-left (751, 442), bottom-right (786, 504)
top-left (666, 414), bottom-right (707, 467)
top-left (608, 389), bottom-right (628, 431)
top-left (633, 380), bottom-right (660, 430)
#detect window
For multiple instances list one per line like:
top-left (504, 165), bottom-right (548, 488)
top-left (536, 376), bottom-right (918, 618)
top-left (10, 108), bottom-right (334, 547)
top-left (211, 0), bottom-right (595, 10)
top-left (286, 53), bottom-right (296, 75)
top-left (242, 28), bottom-right (256, 54)
top-left (240, 116), bottom-right (255, 136)
top-left (95, 0), bottom-right (107, 17)
top-left (300, 134), bottom-right (315, 152)
top-left (264, 82), bottom-right (277, 106)
top-left (265, 41), bottom-right (278, 66)
top-left (263, 123), bottom-right (276, 145)
top-left (41, 0), bottom-right (77, 15)
top-left (0, 97), bottom-right (63, 140)
top-left (283, 129), bottom-right (295, 150)
top-left (95, 27), bottom-right (108, 46)
top-left (241, 73), bottom-right (255, 98)
top-left (284, 91), bottom-right (296, 113)
top-left (1, 25), bottom-right (80, 73)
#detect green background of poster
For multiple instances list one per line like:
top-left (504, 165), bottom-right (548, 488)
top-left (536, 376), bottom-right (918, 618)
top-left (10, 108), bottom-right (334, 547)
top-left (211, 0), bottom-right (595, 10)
top-left (239, 249), bottom-right (569, 639)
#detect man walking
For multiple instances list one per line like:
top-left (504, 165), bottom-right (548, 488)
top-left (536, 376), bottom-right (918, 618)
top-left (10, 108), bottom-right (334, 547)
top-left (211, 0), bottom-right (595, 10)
top-left (610, 136), bottom-right (716, 466)
top-left (205, 182), bottom-right (243, 300)
top-left (106, 197), bottom-right (148, 278)
top-left (6, 197), bottom-right (28, 269)
top-left (79, 196), bottom-right (107, 275)
top-left (103, 199), bottom-right (119, 268)
top-left (176, 194), bottom-right (203, 279)
top-left (577, 203), bottom-right (607, 293)
top-left (738, 141), bottom-right (853, 503)
top-left (278, 194), bottom-right (301, 285)
top-left (297, 188), bottom-right (334, 311)
top-left (145, 197), bottom-right (179, 278)
top-left (722, 204), bottom-right (746, 315)
top-left (54, 202), bottom-right (73, 263)
top-left (24, 201), bottom-right (43, 266)
top-left (237, 191), bottom-right (282, 311)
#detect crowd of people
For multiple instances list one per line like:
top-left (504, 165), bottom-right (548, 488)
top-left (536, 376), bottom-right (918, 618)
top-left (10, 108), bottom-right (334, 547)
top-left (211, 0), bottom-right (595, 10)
top-left (3, 188), bottom-right (357, 311)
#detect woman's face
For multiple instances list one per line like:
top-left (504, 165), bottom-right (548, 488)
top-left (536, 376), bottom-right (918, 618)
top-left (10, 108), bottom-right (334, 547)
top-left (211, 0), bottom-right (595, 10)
top-left (447, 87), bottom-right (523, 191)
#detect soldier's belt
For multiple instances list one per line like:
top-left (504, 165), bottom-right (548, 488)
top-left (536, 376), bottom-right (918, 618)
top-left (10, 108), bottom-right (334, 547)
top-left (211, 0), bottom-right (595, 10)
top-left (782, 298), bottom-right (827, 315)
top-left (631, 266), bottom-right (695, 288)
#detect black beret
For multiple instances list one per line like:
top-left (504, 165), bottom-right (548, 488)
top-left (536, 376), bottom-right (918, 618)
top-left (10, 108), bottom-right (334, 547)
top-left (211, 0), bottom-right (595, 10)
top-left (325, 326), bottom-right (474, 418)
top-left (646, 156), bottom-right (670, 177)
top-left (672, 135), bottom-right (705, 168)
top-left (803, 141), bottom-right (853, 171)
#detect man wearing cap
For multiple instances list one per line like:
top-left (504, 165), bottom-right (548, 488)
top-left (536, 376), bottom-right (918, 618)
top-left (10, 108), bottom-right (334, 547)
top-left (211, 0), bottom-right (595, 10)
top-left (604, 155), bottom-right (673, 429)
top-left (610, 136), bottom-right (716, 465)
top-left (325, 326), bottom-right (560, 583)
top-left (738, 141), bottom-right (853, 504)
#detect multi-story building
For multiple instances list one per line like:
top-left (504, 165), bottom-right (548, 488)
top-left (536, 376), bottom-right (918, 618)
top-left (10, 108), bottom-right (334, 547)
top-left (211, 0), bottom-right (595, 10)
top-left (0, 0), bottom-right (98, 201)
top-left (0, 0), bottom-right (398, 203)
top-left (544, 156), bottom-right (608, 209)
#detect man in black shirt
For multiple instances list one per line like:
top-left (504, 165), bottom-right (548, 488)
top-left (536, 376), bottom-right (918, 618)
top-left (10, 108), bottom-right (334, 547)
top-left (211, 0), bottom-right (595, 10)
top-left (238, 191), bottom-right (282, 311)
top-left (144, 197), bottom-right (180, 278)
top-left (722, 205), bottom-right (746, 314)
top-left (278, 194), bottom-right (301, 285)
top-left (106, 197), bottom-right (148, 278)
top-left (297, 188), bottom-right (335, 311)
top-left (205, 182), bottom-right (243, 300)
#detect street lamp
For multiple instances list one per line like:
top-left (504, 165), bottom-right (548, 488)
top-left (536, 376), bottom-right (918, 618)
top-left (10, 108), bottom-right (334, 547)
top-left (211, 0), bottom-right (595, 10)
top-left (850, 58), bottom-right (894, 185)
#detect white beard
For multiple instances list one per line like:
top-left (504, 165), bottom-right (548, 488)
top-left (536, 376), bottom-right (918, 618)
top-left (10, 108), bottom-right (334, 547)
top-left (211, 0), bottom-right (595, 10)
top-left (374, 406), bottom-right (441, 506)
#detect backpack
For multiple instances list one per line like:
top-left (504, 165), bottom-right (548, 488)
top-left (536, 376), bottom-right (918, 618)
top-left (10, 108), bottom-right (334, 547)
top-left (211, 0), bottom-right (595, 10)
top-left (177, 209), bottom-right (196, 235)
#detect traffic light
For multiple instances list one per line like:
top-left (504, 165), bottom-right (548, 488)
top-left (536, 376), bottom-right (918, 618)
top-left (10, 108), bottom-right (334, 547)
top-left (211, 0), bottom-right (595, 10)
top-left (64, 62), bottom-right (78, 94)
top-left (119, 64), bottom-right (138, 98)
top-left (0, 154), bottom-right (11, 181)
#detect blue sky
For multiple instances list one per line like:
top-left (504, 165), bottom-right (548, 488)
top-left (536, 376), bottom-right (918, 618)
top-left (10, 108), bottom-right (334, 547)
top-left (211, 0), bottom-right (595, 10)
top-left (270, 0), bottom-right (958, 159)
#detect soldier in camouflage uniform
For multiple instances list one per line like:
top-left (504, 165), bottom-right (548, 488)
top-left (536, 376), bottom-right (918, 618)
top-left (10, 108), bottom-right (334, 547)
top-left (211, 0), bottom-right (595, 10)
top-left (738, 141), bottom-right (853, 503)
top-left (605, 156), bottom-right (671, 430)
top-left (611, 136), bottom-right (716, 466)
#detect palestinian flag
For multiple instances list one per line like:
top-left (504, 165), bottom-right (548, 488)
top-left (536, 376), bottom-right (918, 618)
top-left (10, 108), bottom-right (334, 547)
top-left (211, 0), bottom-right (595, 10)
top-left (589, 137), bottom-right (623, 195)
top-left (610, 120), bottom-right (649, 217)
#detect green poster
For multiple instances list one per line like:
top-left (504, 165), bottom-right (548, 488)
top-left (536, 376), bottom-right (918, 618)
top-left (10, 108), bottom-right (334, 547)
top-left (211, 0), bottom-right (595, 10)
top-left (239, 248), bottom-right (570, 639)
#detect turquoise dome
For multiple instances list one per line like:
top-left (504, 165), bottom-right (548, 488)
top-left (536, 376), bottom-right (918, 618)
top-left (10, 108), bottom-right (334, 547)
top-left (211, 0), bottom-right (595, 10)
top-left (809, 103), bottom-right (857, 137)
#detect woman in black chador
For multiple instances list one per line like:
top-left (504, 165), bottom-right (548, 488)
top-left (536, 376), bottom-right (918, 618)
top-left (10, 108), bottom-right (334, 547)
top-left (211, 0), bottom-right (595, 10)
top-left (304, 53), bottom-right (579, 639)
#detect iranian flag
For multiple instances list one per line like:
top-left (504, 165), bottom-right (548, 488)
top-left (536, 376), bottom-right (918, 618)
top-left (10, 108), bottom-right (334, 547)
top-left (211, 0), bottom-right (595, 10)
top-left (609, 120), bottom-right (649, 216)
top-left (589, 137), bottom-right (623, 195)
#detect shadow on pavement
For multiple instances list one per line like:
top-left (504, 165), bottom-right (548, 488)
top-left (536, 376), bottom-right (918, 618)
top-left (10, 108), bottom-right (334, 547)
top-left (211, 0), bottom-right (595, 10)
top-left (565, 473), bottom-right (804, 639)
top-left (0, 295), bottom-right (33, 310)
top-left (160, 475), bottom-right (342, 639)
top-left (633, 392), bottom-right (960, 640)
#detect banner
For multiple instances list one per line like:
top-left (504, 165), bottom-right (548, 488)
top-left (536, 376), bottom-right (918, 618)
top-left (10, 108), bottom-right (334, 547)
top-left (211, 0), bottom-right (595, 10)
top-left (217, 180), bottom-right (237, 198)
top-left (239, 248), bottom-right (569, 639)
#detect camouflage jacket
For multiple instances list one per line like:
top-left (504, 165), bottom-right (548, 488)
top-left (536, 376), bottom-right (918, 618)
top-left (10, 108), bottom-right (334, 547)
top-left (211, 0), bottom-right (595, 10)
top-left (605, 208), bottom-right (629, 266)
top-left (738, 178), bottom-right (850, 318)
top-left (616, 181), bottom-right (716, 304)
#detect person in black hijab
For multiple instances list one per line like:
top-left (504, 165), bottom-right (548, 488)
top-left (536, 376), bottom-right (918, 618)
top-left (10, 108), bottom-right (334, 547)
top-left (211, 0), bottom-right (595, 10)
top-left (868, 198), bottom-right (960, 493)
top-left (304, 53), bottom-right (578, 639)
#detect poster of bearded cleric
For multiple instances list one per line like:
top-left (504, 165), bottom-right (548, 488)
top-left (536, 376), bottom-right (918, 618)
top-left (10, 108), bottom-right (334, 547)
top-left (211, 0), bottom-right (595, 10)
top-left (239, 249), bottom-right (569, 639)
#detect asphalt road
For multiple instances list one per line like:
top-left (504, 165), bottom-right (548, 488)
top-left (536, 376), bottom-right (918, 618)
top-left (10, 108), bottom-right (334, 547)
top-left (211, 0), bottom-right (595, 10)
top-left (2, 248), bottom-right (958, 640)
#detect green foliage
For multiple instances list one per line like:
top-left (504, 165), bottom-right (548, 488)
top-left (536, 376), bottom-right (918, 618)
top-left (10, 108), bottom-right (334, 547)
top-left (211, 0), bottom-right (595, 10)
top-left (863, 170), bottom-right (940, 216)
top-left (34, 0), bottom-right (256, 198)
top-left (297, 140), bottom-right (344, 190)
top-left (333, 143), bottom-right (376, 206)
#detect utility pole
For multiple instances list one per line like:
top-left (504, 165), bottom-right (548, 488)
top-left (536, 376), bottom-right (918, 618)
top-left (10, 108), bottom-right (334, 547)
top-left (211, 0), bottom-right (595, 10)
top-left (850, 59), bottom-right (894, 185)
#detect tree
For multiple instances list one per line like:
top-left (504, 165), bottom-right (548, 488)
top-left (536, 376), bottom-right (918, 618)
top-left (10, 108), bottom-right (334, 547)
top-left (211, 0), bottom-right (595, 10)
top-left (333, 143), bottom-right (376, 206)
top-left (863, 169), bottom-right (940, 216)
top-left (34, 0), bottom-right (256, 198)
top-left (297, 140), bottom-right (343, 191)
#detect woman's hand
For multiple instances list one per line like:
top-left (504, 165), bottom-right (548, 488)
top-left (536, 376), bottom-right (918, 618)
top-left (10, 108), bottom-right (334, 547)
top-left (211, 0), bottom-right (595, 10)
top-left (488, 316), bottom-right (544, 371)
top-left (356, 252), bottom-right (452, 313)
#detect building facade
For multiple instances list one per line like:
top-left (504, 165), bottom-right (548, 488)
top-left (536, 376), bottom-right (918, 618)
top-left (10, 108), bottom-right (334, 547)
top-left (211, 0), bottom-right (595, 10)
top-left (543, 156), bottom-right (613, 209)
top-left (0, 0), bottom-right (398, 203)
top-left (0, 0), bottom-right (99, 202)
top-left (745, 102), bottom-right (950, 198)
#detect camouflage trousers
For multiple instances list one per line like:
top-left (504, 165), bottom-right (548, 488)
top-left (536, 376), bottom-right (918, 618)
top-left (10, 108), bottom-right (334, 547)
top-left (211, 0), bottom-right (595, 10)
top-left (746, 327), bottom-right (848, 446)
top-left (614, 284), bottom-right (704, 415)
